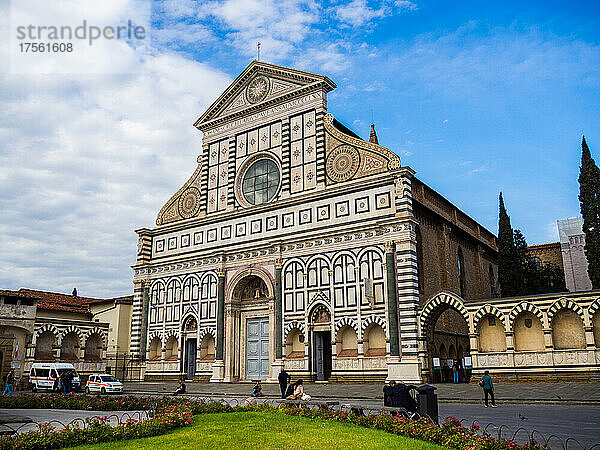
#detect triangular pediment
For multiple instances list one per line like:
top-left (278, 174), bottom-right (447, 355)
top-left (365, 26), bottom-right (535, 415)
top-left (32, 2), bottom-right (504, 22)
top-left (195, 60), bottom-right (336, 129)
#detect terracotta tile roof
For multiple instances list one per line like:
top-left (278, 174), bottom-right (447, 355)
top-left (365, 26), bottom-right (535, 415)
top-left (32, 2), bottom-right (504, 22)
top-left (0, 288), bottom-right (133, 313)
top-left (18, 289), bottom-right (92, 314)
top-left (0, 289), bottom-right (41, 298)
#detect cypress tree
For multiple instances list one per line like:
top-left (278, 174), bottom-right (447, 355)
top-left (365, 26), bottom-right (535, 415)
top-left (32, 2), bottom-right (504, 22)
top-left (498, 193), bottom-right (522, 296)
top-left (578, 136), bottom-right (600, 289)
top-left (513, 229), bottom-right (530, 293)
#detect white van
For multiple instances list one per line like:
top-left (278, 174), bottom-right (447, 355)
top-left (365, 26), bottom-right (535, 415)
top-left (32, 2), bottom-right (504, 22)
top-left (28, 363), bottom-right (81, 392)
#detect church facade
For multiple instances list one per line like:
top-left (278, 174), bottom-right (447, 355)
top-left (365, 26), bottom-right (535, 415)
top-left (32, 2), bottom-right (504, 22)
top-left (131, 61), bottom-right (499, 383)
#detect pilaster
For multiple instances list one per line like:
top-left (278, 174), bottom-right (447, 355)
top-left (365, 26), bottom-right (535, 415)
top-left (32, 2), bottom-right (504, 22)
top-left (211, 264), bottom-right (226, 382)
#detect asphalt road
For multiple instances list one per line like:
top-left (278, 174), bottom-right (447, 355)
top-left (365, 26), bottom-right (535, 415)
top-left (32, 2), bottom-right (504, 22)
top-left (438, 404), bottom-right (600, 448)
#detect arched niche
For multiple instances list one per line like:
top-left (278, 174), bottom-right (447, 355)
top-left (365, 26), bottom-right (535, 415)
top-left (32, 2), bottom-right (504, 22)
top-left (199, 334), bottom-right (215, 361)
top-left (478, 314), bottom-right (507, 353)
top-left (35, 331), bottom-right (56, 361)
top-left (285, 328), bottom-right (305, 359)
top-left (61, 332), bottom-right (80, 361)
top-left (164, 336), bottom-right (178, 361)
top-left (551, 309), bottom-right (586, 350)
top-left (84, 334), bottom-right (103, 361)
top-left (336, 325), bottom-right (358, 357)
top-left (148, 337), bottom-right (161, 361)
top-left (363, 323), bottom-right (386, 357)
top-left (513, 312), bottom-right (544, 351)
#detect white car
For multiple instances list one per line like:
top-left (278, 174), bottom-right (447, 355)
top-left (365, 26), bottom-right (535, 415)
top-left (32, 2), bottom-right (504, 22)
top-left (85, 374), bottom-right (124, 394)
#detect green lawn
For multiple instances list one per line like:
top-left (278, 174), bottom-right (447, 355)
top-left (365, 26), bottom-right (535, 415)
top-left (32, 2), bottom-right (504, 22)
top-left (69, 412), bottom-right (445, 450)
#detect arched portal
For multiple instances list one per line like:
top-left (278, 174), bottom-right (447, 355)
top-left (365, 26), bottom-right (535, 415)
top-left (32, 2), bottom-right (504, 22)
top-left (421, 294), bottom-right (470, 383)
top-left (182, 316), bottom-right (197, 380)
top-left (309, 304), bottom-right (332, 381)
top-left (228, 271), bottom-right (275, 382)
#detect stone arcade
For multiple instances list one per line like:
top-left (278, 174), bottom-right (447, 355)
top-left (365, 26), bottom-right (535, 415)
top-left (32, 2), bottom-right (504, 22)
top-left (131, 61), bottom-right (500, 383)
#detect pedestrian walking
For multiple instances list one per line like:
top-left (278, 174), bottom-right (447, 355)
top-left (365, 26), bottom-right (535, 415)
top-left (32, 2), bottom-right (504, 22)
top-left (278, 368), bottom-right (290, 399)
top-left (2, 369), bottom-right (15, 396)
top-left (479, 370), bottom-right (497, 407)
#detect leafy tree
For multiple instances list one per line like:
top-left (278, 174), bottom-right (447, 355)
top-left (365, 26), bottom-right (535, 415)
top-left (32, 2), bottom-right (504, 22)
top-left (578, 136), bottom-right (600, 289)
top-left (498, 193), bottom-right (523, 296)
top-left (539, 263), bottom-right (567, 293)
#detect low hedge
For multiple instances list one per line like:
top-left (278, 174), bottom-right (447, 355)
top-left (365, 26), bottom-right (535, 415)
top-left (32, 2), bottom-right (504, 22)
top-left (0, 394), bottom-right (155, 412)
top-left (0, 395), bottom-right (545, 450)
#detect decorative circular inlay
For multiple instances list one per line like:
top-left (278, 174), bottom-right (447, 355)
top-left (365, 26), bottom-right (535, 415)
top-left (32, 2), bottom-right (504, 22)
top-left (246, 75), bottom-right (270, 104)
top-left (178, 187), bottom-right (200, 219)
top-left (326, 144), bottom-right (360, 182)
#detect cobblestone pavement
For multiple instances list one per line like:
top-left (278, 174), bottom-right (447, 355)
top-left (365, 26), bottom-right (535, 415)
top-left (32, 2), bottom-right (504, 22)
top-left (121, 381), bottom-right (600, 405)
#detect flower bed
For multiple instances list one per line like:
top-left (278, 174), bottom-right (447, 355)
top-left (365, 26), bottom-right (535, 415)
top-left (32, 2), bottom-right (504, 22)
top-left (0, 395), bottom-right (545, 450)
top-left (275, 405), bottom-right (542, 450)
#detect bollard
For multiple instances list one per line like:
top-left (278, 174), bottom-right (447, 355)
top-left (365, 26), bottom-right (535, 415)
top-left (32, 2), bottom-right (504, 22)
top-left (416, 384), bottom-right (438, 424)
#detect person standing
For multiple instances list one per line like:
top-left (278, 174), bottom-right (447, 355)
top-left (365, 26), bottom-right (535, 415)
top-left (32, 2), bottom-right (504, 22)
top-left (383, 380), bottom-right (396, 406)
top-left (2, 369), bottom-right (15, 396)
top-left (63, 370), bottom-right (73, 394)
top-left (480, 370), bottom-right (497, 407)
top-left (278, 369), bottom-right (290, 399)
top-left (452, 361), bottom-right (459, 384)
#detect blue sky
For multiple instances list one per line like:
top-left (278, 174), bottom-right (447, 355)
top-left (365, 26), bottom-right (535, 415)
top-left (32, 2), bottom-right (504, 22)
top-left (1, 0), bottom-right (599, 297)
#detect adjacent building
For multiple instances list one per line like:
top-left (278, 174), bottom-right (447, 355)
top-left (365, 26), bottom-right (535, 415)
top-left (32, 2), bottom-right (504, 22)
top-left (558, 217), bottom-right (592, 292)
top-left (0, 289), bottom-right (132, 387)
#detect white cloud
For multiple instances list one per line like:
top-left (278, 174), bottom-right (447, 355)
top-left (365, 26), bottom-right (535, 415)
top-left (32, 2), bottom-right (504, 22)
top-left (293, 42), bottom-right (351, 74)
top-left (0, 2), bottom-right (232, 296)
top-left (157, 0), bottom-right (320, 60)
top-left (395, 1), bottom-right (417, 11)
top-left (332, 0), bottom-right (416, 27)
top-left (333, 0), bottom-right (388, 27)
